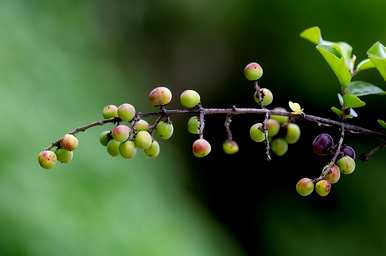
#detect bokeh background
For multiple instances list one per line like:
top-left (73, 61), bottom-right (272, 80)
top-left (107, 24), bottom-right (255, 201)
top-left (0, 0), bottom-right (385, 255)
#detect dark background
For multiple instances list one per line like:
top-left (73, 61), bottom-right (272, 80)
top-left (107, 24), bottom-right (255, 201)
top-left (0, 0), bottom-right (385, 255)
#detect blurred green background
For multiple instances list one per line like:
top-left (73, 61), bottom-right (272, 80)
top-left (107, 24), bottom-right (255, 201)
top-left (0, 0), bottom-right (385, 255)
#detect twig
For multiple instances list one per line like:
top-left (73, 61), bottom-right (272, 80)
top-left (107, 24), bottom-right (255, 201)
top-left (360, 142), bottom-right (386, 161)
top-left (255, 81), bottom-right (271, 161)
top-left (224, 114), bottom-right (233, 140)
top-left (198, 104), bottom-right (205, 139)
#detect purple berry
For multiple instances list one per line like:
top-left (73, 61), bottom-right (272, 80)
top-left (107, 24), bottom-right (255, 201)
top-left (341, 145), bottom-right (356, 159)
top-left (312, 133), bottom-right (334, 156)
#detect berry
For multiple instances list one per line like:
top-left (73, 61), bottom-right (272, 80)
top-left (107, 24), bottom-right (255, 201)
top-left (106, 140), bottom-right (121, 157)
top-left (341, 145), bottom-right (356, 160)
top-left (155, 121), bottom-right (174, 140)
top-left (271, 138), bottom-right (288, 156)
top-left (99, 131), bottom-right (111, 146)
top-left (250, 123), bottom-right (265, 142)
top-left (148, 86), bottom-right (172, 106)
top-left (119, 140), bottom-right (137, 159)
top-left (223, 140), bottom-right (239, 155)
top-left (60, 134), bottom-right (79, 151)
top-left (271, 107), bottom-right (289, 124)
top-left (296, 178), bottom-right (314, 196)
top-left (180, 90), bottom-right (201, 108)
top-left (267, 119), bottom-right (280, 137)
top-left (337, 156), bottom-right (356, 174)
top-left (144, 140), bottom-right (160, 158)
top-left (244, 62), bottom-right (263, 81)
top-left (103, 105), bottom-right (118, 119)
top-left (111, 125), bottom-right (130, 142)
top-left (118, 103), bottom-right (136, 121)
top-left (324, 164), bottom-right (341, 184)
top-left (285, 123), bottom-right (301, 144)
top-left (187, 116), bottom-right (200, 134)
top-left (254, 88), bottom-right (273, 107)
top-left (312, 133), bottom-right (334, 156)
top-left (38, 150), bottom-right (57, 169)
top-left (134, 131), bottom-right (153, 149)
top-left (133, 119), bottom-right (149, 132)
top-left (192, 139), bottom-right (211, 157)
top-left (55, 148), bottom-right (73, 163)
top-left (315, 180), bottom-right (331, 197)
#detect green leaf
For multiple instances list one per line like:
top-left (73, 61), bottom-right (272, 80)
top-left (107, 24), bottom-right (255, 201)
top-left (367, 42), bottom-right (386, 81)
top-left (300, 27), bottom-right (322, 44)
top-left (337, 93), bottom-right (343, 106)
top-left (378, 119), bottom-right (386, 129)
top-left (347, 81), bottom-right (385, 96)
top-left (343, 94), bottom-right (366, 108)
top-left (316, 44), bottom-right (352, 86)
top-left (356, 58), bottom-right (375, 73)
top-left (332, 42), bottom-right (354, 71)
top-left (331, 106), bottom-right (343, 117)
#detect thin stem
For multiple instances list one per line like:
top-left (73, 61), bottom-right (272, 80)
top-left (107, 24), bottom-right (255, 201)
top-left (224, 114), bottom-right (233, 141)
top-left (255, 81), bottom-right (271, 161)
top-left (199, 105), bottom-right (205, 139)
top-left (360, 142), bottom-right (386, 161)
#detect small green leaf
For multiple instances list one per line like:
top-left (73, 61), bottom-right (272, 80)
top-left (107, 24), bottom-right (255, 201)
top-left (347, 81), bottom-right (385, 96)
top-left (317, 44), bottom-right (352, 86)
top-left (337, 93), bottom-right (343, 106)
top-left (367, 42), bottom-right (386, 81)
top-left (378, 119), bottom-right (386, 129)
top-left (356, 59), bottom-right (375, 73)
top-left (331, 106), bottom-right (343, 117)
top-left (300, 27), bottom-right (322, 44)
top-left (332, 42), bottom-right (354, 70)
top-left (343, 94), bottom-right (366, 108)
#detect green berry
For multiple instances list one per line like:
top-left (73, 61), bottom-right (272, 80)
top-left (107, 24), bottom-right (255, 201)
top-left (148, 86), bottom-right (172, 106)
top-left (244, 62), bottom-right (263, 81)
top-left (271, 138), bottom-right (288, 156)
top-left (155, 121), bottom-right (174, 140)
top-left (223, 140), bottom-right (239, 154)
top-left (144, 140), bottom-right (160, 158)
top-left (337, 156), bottom-right (356, 175)
top-left (249, 123), bottom-right (265, 142)
top-left (60, 134), bottom-right (79, 151)
top-left (285, 123), bottom-right (301, 144)
top-left (55, 148), bottom-right (73, 163)
top-left (134, 130), bottom-right (153, 149)
top-left (118, 103), bottom-right (136, 121)
top-left (296, 178), bottom-right (314, 196)
top-left (99, 131), bottom-right (111, 146)
top-left (133, 119), bottom-right (149, 131)
top-left (38, 150), bottom-right (57, 169)
top-left (180, 90), bottom-right (201, 108)
top-left (254, 88), bottom-right (273, 107)
top-left (192, 138), bottom-right (211, 157)
top-left (111, 125), bottom-right (130, 142)
top-left (187, 116), bottom-right (200, 134)
top-left (271, 107), bottom-right (289, 124)
top-left (106, 140), bottom-right (121, 157)
top-left (119, 140), bottom-right (137, 159)
top-left (315, 180), bottom-right (331, 197)
top-left (324, 164), bottom-right (341, 184)
top-left (103, 105), bottom-right (118, 119)
top-left (267, 119), bottom-right (280, 137)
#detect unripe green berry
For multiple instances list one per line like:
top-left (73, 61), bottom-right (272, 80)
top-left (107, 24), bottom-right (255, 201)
top-left (192, 138), bottom-right (211, 158)
top-left (99, 131), bottom-right (111, 146)
top-left (118, 103), bottom-right (136, 121)
top-left (244, 62), bottom-right (263, 81)
top-left (133, 119), bottom-right (149, 132)
top-left (266, 119), bottom-right (280, 137)
top-left (271, 107), bottom-right (289, 124)
top-left (324, 164), bottom-right (341, 184)
top-left (249, 123), bottom-right (265, 142)
top-left (271, 138), bottom-right (288, 156)
top-left (112, 125), bottom-right (130, 142)
top-left (134, 130), bottom-right (153, 149)
top-left (222, 140), bottom-right (239, 155)
top-left (254, 88), bottom-right (273, 107)
top-left (337, 156), bottom-right (356, 175)
top-left (106, 140), bottom-right (121, 157)
top-left (296, 178), bottom-right (314, 196)
top-left (285, 123), bottom-right (301, 144)
top-left (187, 116), bottom-right (200, 134)
top-left (315, 180), bottom-right (331, 197)
top-left (144, 140), bottom-right (160, 158)
top-left (148, 86), bottom-right (172, 106)
top-left (38, 150), bottom-right (57, 169)
top-left (55, 148), bottom-right (73, 163)
top-left (155, 121), bottom-right (174, 140)
top-left (60, 134), bottom-right (79, 151)
top-left (119, 140), bottom-right (137, 159)
top-left (180, 90), bottom-right (201, 108)
top-left (103, 105), bottom-right (118, 119)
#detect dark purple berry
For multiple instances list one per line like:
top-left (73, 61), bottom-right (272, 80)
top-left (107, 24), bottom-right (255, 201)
top-left (341, 145), bottom-right (356, 159)
top-left (312, 133), bottom-right (334, 156)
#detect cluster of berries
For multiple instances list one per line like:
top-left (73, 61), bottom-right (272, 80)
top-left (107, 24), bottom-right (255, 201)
top-left (296, 133), bottom-right (356, 197)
